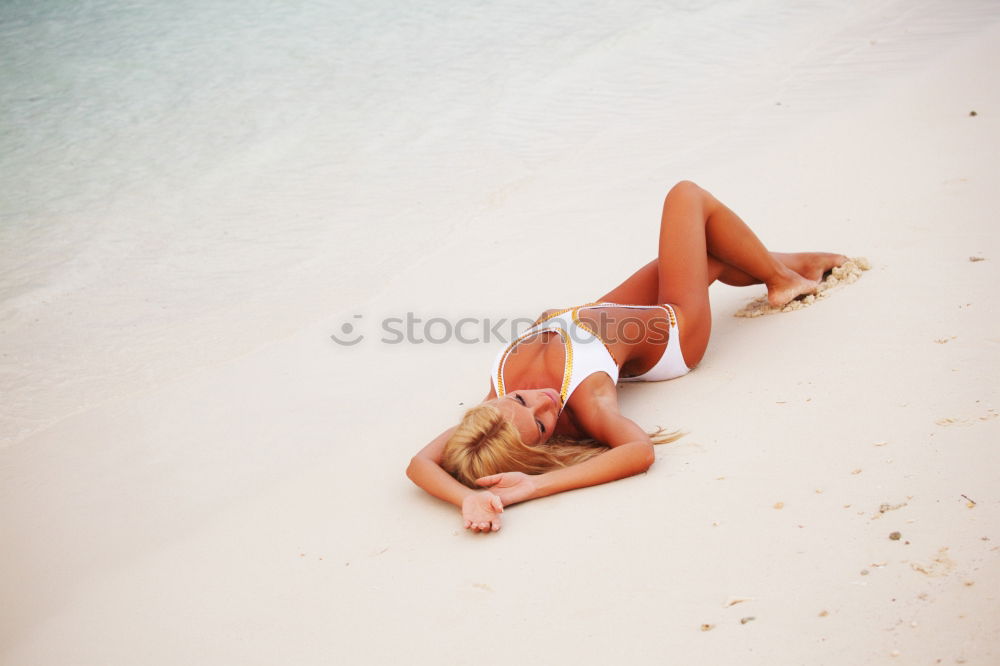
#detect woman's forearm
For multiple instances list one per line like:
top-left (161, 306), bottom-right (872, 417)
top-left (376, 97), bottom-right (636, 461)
top-left (532, 440), bottom-right (654, 499)
top-left (406, 456), bottom-right (476, 507)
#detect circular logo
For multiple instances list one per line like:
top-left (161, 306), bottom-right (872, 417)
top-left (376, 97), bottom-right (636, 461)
top-left (330, 314), bottom-right (364, 346)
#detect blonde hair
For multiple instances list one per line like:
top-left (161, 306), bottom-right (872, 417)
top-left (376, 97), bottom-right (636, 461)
top-left (441, 403), bottom-right (682, 487)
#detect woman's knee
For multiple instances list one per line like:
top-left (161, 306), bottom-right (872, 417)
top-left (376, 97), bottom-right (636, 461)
top-left (665, 180), bottom-right (703, 204)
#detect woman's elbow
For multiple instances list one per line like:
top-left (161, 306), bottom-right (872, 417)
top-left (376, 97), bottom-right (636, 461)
top-left (637, 442), bottom-right (655, 473)
top-left (405, 456), bottom-right (421, 482)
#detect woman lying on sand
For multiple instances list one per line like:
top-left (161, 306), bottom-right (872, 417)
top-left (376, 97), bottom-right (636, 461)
top-left (407, 181), bottom-right (846, 533)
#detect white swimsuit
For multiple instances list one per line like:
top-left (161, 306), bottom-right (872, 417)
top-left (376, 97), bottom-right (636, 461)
top-left (490, 302), bottom-right (690, 411)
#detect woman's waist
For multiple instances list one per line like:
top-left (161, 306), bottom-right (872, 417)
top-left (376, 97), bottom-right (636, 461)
top-left (517, 322), bottom-right (664, 376)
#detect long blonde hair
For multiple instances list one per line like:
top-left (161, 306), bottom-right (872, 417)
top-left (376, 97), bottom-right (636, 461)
top-left (441, 403), bottom-right (682, 487)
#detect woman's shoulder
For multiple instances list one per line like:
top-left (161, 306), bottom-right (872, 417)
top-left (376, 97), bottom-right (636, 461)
top-left (561, 373), bottom-right (624, 441)
top-left (564, 372), bottom-right (618, 415)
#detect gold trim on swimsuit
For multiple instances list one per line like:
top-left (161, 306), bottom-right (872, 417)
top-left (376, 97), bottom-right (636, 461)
top-left (496, 327), bottom-right (573, 404)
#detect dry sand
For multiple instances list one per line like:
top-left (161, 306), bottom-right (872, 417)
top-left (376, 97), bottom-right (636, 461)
top-left (2, 4), bottom-right (999, 666)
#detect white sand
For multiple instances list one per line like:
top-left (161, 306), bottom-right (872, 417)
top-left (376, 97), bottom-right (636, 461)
top-left (2, 1), bottom-right (1000, 664)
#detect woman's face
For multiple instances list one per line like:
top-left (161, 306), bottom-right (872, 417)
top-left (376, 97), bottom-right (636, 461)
top-left (493, 388), bottom-right (561, 445)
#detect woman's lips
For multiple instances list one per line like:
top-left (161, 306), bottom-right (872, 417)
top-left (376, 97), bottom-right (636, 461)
top-left (544, 388), bottom-right (560, 408)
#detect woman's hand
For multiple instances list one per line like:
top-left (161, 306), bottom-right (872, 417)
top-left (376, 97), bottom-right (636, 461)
top-left (475, 472), bottom-right (539, 506)
top-left (462, 491), bottom-right (504, 532)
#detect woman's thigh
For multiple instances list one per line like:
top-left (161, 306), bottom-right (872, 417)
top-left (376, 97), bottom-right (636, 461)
top-left (598, 259), bottom-right (659, 305)
top-left (655, 181), bottom-right (717, 366)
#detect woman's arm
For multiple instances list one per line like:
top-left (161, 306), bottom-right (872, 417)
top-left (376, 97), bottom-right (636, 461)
top-left (406, 421), bottom-right (506, 532)
top-left (477, 416), bottom-right (653, 504)
top-left (533, 416), bottom-right (653, 498)
top-left (406, 426), bottom-right (466, 502)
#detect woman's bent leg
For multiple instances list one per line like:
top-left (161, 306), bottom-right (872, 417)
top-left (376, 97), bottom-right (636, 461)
top-left (653, 182), bottom-right (714, 366)
top-left (655, 181), bottom-right (821, 365)
top-left (600, 182), bottom-right (846, 366)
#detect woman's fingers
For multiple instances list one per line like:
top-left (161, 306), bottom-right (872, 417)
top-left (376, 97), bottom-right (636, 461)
top-left (464, 519), bottom-right (502, 533)
top-left (475, 474), bottom-right (499, 486)
top-left (462, 493), bottom-right (504, 532)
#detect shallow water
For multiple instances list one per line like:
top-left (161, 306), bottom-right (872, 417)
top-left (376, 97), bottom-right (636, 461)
top-left (2, 0), bottom-right (998, 445)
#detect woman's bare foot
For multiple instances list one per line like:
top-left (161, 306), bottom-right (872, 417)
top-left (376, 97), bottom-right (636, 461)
top-left (736, 255), bottom-right (868, 318)
top-left (766, 268), bottom-right (819, 308)
top-left (775, 252), bottom-right (849, 282)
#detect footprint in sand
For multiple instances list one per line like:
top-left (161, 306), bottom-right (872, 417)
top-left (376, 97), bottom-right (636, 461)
top-left (909, 547), bottom-right (956, 577)
top-left (935, 409), bottom-right (998, 427)
top-left (734, 257), bottom-right (871, 318)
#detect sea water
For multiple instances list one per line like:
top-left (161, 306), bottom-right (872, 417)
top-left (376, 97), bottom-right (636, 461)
top-left (2, 0), bottom-right (998, 445)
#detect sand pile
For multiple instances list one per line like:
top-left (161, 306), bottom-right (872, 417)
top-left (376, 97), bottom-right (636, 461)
top-left (734, 257), bottom-right (871, 318)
